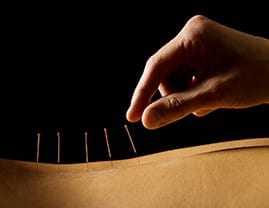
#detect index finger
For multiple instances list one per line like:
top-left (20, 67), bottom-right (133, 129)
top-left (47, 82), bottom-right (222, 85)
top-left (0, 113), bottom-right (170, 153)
top-left (126, 36), bottom-right (185, 122)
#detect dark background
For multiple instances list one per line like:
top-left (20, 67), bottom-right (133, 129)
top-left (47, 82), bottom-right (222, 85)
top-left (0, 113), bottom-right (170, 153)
top-left (1, 1), bottom-right (268, 163)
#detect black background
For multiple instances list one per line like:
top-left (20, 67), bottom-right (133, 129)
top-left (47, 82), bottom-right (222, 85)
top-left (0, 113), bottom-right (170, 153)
top-left (1, 1), bottom-right (268, 163)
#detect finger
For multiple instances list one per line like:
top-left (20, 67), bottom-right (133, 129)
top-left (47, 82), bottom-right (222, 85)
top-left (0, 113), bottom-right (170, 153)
top-left (126, 37), bottom-right (186, 122)
top-left (141, 79), bottom-right (222, 129)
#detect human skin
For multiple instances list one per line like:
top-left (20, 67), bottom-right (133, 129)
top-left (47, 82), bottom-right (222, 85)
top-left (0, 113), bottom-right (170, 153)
top-left (1, 138), bottom-right (269, 208)
top-left (126, 15), bottom-right (269, 129)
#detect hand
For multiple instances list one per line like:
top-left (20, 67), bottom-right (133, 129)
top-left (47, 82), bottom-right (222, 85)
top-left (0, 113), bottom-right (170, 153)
top-left (126, 15), bottom-right (269, 129)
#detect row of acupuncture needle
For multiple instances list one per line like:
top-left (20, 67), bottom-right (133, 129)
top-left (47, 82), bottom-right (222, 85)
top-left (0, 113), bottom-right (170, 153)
top-left (35, 124), bottom-right (138, 168)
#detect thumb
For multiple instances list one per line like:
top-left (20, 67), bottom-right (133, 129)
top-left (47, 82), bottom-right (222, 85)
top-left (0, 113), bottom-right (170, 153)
top-left (141, 82), bottom-right (220, 129)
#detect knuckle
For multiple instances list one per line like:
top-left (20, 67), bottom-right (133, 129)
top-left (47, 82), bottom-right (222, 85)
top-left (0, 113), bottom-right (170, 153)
top-left (145, 54), bottom-right (160, 70)
top-left (186, 15), bottom-right (211, 30)
top-left (167, 96), bottom-right (185, 116)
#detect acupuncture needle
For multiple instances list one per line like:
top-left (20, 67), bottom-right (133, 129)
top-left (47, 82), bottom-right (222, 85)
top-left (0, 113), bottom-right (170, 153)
top-left (36, 132), bottom-right (41, 168)
top-left (124, 124), bottom-right (137, 155)
top-left (57, 131), bottom-right (61, 173)
top-left (57, 131), bottom-right (61, 164)
top-left (124, 124), bottom-right (140, 164)
top-left (104, 127), bottom-right (113, 167)
top-left (84, 131), bottom-right (89, 171)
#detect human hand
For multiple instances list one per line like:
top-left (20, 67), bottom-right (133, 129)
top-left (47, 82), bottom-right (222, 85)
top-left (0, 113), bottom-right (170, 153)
top-left (126, 15), bottom-right (269, 129)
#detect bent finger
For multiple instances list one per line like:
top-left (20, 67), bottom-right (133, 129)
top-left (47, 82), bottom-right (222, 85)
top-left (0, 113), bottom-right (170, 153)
top-left (141, 79), bottom-right (224, 129)
top-left (126, 37), bottom-right (187, 122)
